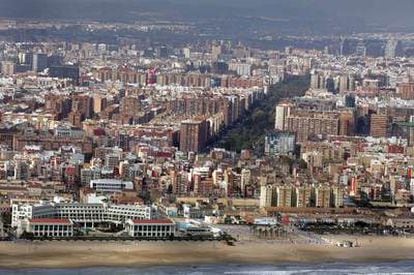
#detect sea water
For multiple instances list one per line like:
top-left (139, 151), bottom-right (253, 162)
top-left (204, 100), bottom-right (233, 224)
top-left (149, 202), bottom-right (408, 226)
top-left (1, 261), bottom-right (414, 275)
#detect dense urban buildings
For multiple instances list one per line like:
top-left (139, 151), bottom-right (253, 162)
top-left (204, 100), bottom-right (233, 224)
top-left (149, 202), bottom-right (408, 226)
top-left (0, 34), bottom-right (413, 239)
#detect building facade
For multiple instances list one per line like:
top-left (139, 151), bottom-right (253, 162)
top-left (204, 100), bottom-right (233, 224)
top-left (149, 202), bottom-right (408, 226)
top-left (26, 218), bottom-right (74, 238)
top-left (12, 202), bottom-right (152, 227)
top-left (125, 219), bottom-right (175, 237)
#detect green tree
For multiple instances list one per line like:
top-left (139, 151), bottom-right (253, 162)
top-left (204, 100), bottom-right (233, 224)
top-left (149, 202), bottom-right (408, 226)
top-left (219, 75), bottom-right (310, 153)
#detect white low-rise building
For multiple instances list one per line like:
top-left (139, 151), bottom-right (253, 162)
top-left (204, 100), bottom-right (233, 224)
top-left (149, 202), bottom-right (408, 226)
top-left (90, 179), bottom-right (134, 193)
top-left (26, 218), bottom-right (74, 238)
top-left (125, 219), bottom-right (175, 238)
top-left (12, 202), bottom-right (152, 228)
top-left (105, 205), bottom-right (152, 224)
top-left (12, 203), bottom-right (56, 227)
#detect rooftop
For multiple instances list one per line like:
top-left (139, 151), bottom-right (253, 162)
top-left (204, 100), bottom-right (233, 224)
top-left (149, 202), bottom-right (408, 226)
top-left (29, 218), bottom-right (72, 224)
top-left (130, 219), bottom-right (174, 225)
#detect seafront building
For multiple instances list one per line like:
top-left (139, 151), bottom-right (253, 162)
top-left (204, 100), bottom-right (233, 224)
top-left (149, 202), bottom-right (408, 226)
top-left (125, 219), bottom-right (176, 237)
top-left (12, 202), bottom-right (152, 228)
top-left (25, 218), bottom-right (74, 237)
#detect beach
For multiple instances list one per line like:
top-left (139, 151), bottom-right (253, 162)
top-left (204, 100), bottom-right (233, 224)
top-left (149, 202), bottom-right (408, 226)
top-left (0, 236), bottom-right (413, 269)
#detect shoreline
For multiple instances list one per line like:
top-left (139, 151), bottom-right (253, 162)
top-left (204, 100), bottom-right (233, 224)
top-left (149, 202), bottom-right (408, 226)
top-left (0, 236), bottom-right (413, 269)
top-left (1, 260), bottom-right (414, 272)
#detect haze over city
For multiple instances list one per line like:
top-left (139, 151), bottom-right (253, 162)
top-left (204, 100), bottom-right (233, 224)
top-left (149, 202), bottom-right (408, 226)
top-left (1, 0), bottom-right (414, 33)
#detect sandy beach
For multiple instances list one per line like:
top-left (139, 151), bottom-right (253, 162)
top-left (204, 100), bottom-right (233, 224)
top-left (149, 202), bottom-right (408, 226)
top-left (0, 236), bottom-right (412, 269)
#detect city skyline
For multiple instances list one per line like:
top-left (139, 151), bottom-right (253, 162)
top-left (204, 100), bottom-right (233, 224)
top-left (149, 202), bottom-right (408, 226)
top-left (1, 0), bottom-right (414, 34)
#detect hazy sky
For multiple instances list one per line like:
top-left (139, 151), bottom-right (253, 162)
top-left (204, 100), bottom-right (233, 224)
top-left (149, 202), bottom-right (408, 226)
top-left (0, 0), bottom-right (413, 33)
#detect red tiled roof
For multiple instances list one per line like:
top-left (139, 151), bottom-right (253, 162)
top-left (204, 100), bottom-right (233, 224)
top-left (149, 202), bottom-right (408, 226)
top-left (29, 218), bottom-right (72, 224)
top-left (131, 219), bottom-right (173, 225)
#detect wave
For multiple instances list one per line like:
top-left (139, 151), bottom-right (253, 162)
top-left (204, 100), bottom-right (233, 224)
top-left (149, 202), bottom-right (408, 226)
top-left (2, 261), bottom-right (414, 275)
